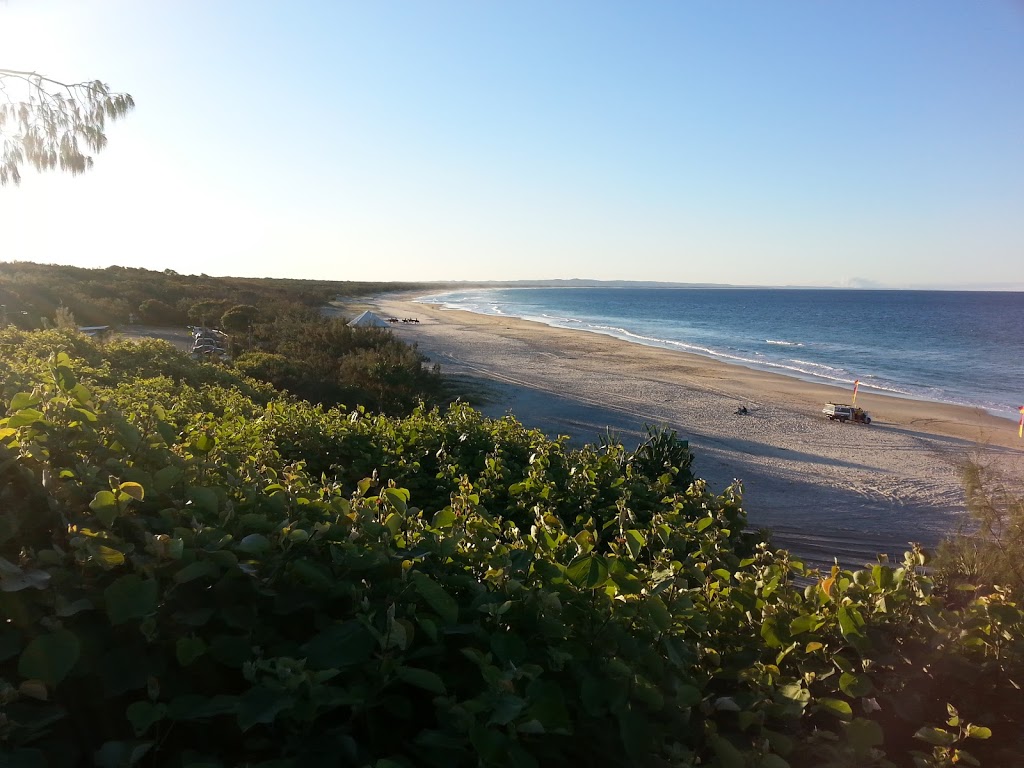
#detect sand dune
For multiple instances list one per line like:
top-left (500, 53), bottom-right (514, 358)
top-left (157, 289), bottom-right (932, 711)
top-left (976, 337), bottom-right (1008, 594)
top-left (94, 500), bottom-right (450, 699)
top-left (373, 294), bottom-right (1024, 568)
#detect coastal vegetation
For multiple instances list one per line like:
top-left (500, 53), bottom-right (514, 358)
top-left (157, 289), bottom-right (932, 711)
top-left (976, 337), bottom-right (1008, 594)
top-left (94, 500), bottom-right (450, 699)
top-left (0, 263), bottom-right (445, 415)
top-left (0, 324), bottom-right (1022, 767)
top-left (934, 460), bottom-right (1024, 595)
top-left (0, 261), bottom-right (430, 331)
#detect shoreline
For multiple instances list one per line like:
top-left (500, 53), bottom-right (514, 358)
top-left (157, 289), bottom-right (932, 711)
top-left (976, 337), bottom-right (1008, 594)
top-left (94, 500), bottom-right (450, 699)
top-left (417, 290), bottom-right (1021, 423)
top-left (368, 293), bottom-right (1024, 567)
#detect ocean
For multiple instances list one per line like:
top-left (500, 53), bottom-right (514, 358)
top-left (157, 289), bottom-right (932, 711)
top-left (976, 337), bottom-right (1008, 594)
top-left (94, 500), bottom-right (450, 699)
top-left (419, 286), bottom-right (1024, 420)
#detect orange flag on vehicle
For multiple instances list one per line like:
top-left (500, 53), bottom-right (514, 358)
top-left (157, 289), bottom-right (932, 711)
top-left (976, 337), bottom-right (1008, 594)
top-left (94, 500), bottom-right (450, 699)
top-left (1019, 405), bottom-right (1024, 439)
top-left (852, 379), bottom-right (860, 405)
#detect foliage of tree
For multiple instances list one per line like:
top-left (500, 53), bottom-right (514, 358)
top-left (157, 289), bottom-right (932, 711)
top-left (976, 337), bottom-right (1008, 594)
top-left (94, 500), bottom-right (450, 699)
top-left (136, 299), bottom-right (184, 326)
top-left (0, 330), bottom-right (1022, 767)
top-left (187, 299), bottom-right (235, 328)
top-left (220, 304), bottom-right (260, 333)
top-left (0, 69), bottom-right (134, 185)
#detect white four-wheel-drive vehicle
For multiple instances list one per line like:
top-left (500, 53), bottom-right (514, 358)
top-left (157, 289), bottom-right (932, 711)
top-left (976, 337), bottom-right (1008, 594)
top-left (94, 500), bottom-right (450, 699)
top-left (822, 402), bottom-right (871, 424)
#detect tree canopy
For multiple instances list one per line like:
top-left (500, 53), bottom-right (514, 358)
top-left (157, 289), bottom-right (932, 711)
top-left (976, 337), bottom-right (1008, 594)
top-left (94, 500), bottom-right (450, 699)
top-left (0, 69), bottom-right (134, 185)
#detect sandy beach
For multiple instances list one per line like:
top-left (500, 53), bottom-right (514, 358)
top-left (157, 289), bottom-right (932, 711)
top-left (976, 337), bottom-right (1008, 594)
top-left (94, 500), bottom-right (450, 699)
top-left (368, 294), bottom-right (1024, 567)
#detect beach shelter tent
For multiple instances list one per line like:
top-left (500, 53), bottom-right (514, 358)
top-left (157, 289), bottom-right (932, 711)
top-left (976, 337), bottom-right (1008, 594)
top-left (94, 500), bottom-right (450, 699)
top-left (347, 310), bottom-right (390, 328)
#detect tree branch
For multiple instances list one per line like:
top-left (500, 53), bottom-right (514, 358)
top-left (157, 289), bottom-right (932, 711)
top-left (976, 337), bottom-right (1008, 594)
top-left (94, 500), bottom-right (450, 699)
top-left (0, 67), bottom-right (134, 185)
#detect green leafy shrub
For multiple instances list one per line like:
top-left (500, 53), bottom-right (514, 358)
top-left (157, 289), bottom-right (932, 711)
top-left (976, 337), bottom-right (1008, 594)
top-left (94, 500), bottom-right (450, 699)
top-left (251, 316), bottom-right (444, 413)
top-left (234, 351), bottom-right (311, 396)
top-left (0, 335), bottom-right (1022, 767)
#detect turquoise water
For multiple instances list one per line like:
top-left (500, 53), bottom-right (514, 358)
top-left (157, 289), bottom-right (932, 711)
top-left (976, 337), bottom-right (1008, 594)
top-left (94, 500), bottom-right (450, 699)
top-left (420, 286), bottom-right (1024, 420)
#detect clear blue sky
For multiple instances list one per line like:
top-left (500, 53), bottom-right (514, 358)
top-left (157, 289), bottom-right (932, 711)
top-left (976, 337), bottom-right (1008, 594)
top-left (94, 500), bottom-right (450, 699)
top-left (1, 1), bottom-right (1022, 287)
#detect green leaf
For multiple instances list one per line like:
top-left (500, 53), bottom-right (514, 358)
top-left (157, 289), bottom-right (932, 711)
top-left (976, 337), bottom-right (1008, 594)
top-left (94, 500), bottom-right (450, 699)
top-left (644, 595), bottom-right (671, 631)
top-left (383, 487), bottom-right (409, 513)
top-left (527, 679), bottom-right (571, 734)
top-left (384, 512), bottom-right (403, 536)
top-left (156, 420), bottom-right (178, 446)
top-left (618, 707), bottom-right (653, 759)
top-left (53, 364), bottom-right (77, 392)
top-left (565, 554), bottom-right (610, 589)
top-left (676, 684), bottom-right (701, 707)
top-left (914, 727), bottom-right (957, 747)
top-left (126, 701), bottom-right (166, 736)
top-left (8, 408), bottom-right (45, 428)
top-left (871, 564), bottom-right (893, 589)
top-left (489, 694), bottom-right (526, 726)
top-left (839, 672), bottom-right (873, 698)
top-left (845, 718), bottom-right (884, 754)
top-left (431, 508), bottom-right (456, 529)
top-left (761, 617), bottom-right (784, 648)
top-left (819, 697), bottom-right (853, 721)
top-left (173, 561), bottom-right (218, 584)
top-left (237, 685), bottom-right (292, 732)
top-left (209, 635), bottom-right (252, 668)
top-left (9, 392), bottom-right (40, 411)
top-left (838, 605), bottom-right (865, 639)
top-left (789, 614), bottom-right (817, 636)
top-left (206, 549), bottom-right (237, 568)
top-left (54, 596), bottom-right (93, 617)
top-left (152, 465), bottom-right (182, 493)
top-left (104, 575), bottom-right (158, 625)
top-left (759, 755), bottom-right (791, 768)
top-left (89, 490), bottom-right (119, 527)
top-left (72, 406), bottom-right (98, 423)
top-left (411, 572), bottom-right (459, 625)
top-left (119, 481), bottom-right (144, 501)
top-left (176, 637), bottom-right (207, 666)
top-left (193, 433), bottom-right (215, 454)
top-left (238, 534), bottom-right (271, 554)
top-left (966, 724), bottom-right (992, 740)
top-left (18, 629), bottom-right (80, 686)
top-left (187, 487), bottom-right (218, 515)
top-left (303, 621), bottom-right (375, 669)
top-left (624, 529), bottom-right (645, 559)
top-left (93, 741), bottom-right (153, 768)
top-left (70, 383), bottom-right (93, 406)
top-left (167, 693), bottom-right (240, 723)
top-left (396, 666), bottom-right (446, 695)
top-left (777, 683), bottom-right (810, 704)
top-left (490, 632), bottom-right (527, 663)
top-left (709, 735), bottom-right (746, 768)
top-left (94, 545), bottom-right (125, 567)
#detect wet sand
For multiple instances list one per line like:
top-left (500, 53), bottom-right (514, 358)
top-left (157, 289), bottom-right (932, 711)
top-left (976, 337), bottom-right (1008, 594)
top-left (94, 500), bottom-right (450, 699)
top-left (370, 294), bottom-right (1024, 568)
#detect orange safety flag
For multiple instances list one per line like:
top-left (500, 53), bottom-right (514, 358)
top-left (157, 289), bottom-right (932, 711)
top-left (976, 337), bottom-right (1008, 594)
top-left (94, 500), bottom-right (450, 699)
top-left (1019, 405), bottom-right (1024, 439)
top-left (852, 379), bottom-right (860, 405)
